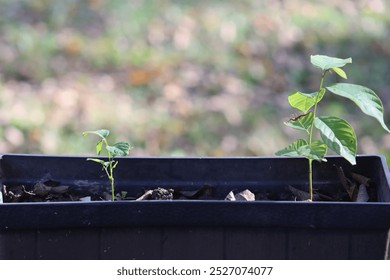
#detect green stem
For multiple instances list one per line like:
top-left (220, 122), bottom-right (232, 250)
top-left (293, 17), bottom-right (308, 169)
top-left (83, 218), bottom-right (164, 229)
top-left (103, 138), bottom-right (115, 201)
top-left (108, 156), bottom-right (115, 201)
top-left (307, 71), bottom-right (326, 201)
top-left (308, 159), bottom-right (313, 201)
top-left (110, 166), bottom-right (115, 201)
top-left (308, 71), bottom-right (325, 144)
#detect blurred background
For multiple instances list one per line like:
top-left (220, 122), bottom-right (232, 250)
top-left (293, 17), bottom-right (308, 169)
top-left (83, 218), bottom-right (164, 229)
top-left (0, 0), bottom-right (390, 160)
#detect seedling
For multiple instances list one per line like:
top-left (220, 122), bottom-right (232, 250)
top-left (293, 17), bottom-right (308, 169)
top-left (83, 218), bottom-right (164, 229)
top-left (82, 129), bottom-right (131, 201)
top-left (276, 55), bottom-right (389, 201)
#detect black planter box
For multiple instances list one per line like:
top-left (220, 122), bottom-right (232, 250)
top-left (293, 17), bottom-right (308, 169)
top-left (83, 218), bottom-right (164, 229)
top-left (0, 154), bottom-right (390, 260)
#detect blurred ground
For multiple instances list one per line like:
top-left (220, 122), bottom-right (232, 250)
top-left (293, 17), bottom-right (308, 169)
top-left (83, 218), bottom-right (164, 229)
top-left (0, 0), bottom-right (390, 159)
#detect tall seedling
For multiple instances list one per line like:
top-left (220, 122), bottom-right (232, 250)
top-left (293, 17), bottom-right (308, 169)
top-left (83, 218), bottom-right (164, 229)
top-left (83, 129), bottom-right (131, 201)
top-left (276, 55), bottom-right (389, 201)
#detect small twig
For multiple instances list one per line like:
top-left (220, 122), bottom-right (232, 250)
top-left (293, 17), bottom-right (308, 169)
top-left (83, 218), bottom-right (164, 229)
top-left (136, 190), bottom-right (153, 201)
top-left (351, 172), bottom-right (371, 187)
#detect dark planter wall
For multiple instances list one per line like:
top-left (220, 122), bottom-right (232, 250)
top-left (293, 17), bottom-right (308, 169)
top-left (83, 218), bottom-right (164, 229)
top-left (1, 226), bottom-right (388, 260)
top-left (1, 154), bottom-right (390, 260)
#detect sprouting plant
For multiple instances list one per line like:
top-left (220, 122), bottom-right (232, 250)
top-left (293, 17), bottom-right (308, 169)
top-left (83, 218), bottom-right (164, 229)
top-left (276, 55), bottom-right (389, 201)
top-left (82, 129), bottom-right (131, 201)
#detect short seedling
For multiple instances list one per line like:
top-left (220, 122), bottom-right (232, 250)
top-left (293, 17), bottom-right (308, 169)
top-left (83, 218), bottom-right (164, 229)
top-left (276, 55), bottom-right (389, 201)
top-left (82, 129), bottom-right (131, 201)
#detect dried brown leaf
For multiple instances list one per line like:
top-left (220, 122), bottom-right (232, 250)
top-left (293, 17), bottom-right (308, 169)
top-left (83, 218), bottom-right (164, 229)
top-left (234, 189), bottom-right (255, 201)
top-left (336, 166), bottom-right (357, 200)
top-left (225, 191), bottom-right (236, 201)
top-left (356, 184), bottom-right (369, 202)
top-left (288, 185), bottom-right (320, 201)
top-left (351, 172), bottom-right (371, 187)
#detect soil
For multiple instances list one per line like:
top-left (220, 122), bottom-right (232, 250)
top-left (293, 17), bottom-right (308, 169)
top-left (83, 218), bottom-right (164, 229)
top-left (1, 170), bottom-right (376, 203)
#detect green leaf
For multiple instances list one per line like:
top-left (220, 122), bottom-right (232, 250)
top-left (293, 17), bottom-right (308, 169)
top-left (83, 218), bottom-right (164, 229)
top-left (307, 141), bottom-right (327, 161)
top-left (82, 129), bottom-right (110, 139)
top-left (314, 116), bottom-right (357, 165)
top-left (106, 142), bottom-right (131, 157)
top-left (275, 139), bottom-right (307, 157)
top-left (87, 158), bottom-right (107, 165)
top-left (96, 139), bottom-right (103, 155)
top-left (331, 67), bottom-right (347, 79)
top-left (275, 139), bottom-right (327, 162)
top-left (297, 140), bottom-right (327, 162)
top-left (288, 89), bottom-right (325, 113)
top-left (285, 111), bottom-right (314, 134)
top-left (326, 83), bottom-right (390, 132)
top-left (288, 91), bottom-right (315, 113)
top-left (310, 55), bottom-right (352, 71)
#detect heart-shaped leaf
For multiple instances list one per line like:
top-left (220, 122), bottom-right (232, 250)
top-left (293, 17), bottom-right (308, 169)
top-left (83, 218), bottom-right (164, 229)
top-left (275, 139), bottom-right (327, 162)
top-left (106, 142), bottom-right (131, 157)
top-left (326, 83), bottom-right (390, 132)
top-left (288, 89), bottom-right (325, 113)
top-left (82, 129), bottom-right (110, 139)
top-left (297, 140), bottom-right (327, 162)
top-left (310, 55), bottom-right (352, 71)
top-left (314, 116), bottom-right (357, 165)
top-left (285, 111), bottom-right (314, 134)
top-left (275, 139), bottom-right (307, 157)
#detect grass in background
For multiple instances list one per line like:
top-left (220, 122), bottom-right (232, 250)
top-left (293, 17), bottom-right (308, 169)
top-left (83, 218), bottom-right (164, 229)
top-left (0, 0), bottom-right (389, 160)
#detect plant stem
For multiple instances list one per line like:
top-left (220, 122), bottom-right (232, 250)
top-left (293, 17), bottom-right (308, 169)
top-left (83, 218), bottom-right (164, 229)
top-left (308, 72), bottom-right (325, 143)
top-left (108, 154), bottom-right (115, 201)
top-left (308, 159), bottom-right (313, 201)
top-left (307, 71), bottom-right (326, 201)
top-left (102, 162), bottom-right (115, 201)
top-left (110, 164), bottom-right (115, 201)
top-left (102, 138), bottom-right (115, 201)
